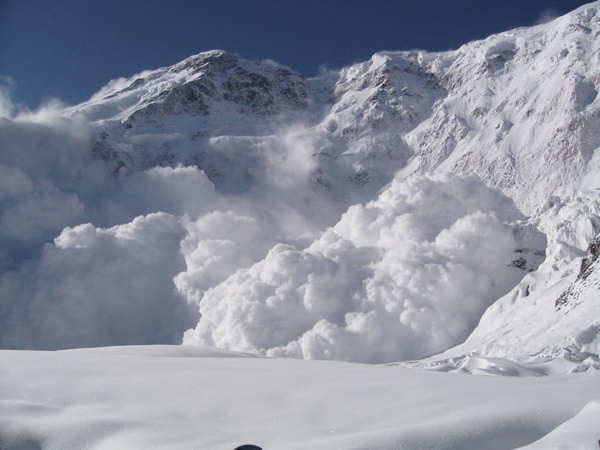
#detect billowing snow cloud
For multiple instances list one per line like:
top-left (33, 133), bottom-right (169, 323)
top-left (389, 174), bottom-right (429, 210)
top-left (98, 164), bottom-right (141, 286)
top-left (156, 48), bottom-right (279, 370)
top-left (0, 116), bottom-right (220, 348)
top-left (0, 96), bottom-right (545, 358)
top-left (174, 209), bottom-right (287, 305)
top-left (0, 213), bottom-right (193, 349)
top-left (184, 174), bottom-right (546, 363)
top-left (0, 112), bottom-right (321, 349)
top-left (0, 119), bottom-right (97, 270)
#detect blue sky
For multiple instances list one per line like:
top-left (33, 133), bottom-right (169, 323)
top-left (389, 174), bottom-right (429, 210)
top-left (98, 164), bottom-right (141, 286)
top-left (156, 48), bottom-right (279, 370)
top-left (1, 0), bottom-right (591, 108)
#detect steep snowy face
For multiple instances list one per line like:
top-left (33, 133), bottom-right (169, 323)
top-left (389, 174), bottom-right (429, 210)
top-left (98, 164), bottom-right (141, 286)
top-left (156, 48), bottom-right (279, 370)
top-left (309, 2), bottom-right (600, 215)
top-left (73, 49), bottom-right (449, 206)
top-left (414, 191), bottom-right (600, 374)
top-left (74, 3), bottom-right (600, 216)
top-left (402, 4), bottom-right (600, 213)
top-left (70, 50), bottom-right (308, 127)
top-left (316, 52), bottom-right (446, 140)
top-left (68, 51), bottom-right (317, 190)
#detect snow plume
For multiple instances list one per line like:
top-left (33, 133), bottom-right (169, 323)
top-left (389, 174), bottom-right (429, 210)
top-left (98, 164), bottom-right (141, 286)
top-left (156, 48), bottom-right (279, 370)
top-left (184, 174), bottom-right (546, 363)
top-left (0, 76), bottom-right (16, 118)
top-left (536, 8), bottom-right (560, 25)
top-left (203, 124), bottom-right (344, 234)
top-left (0, 76), bottom-right (72, 125)
top-left (174, 210), bottom-right (276, 305)
top-left (0, 85), bottom-right (546, 356)
top-left (170, 126), bottom-right (331, 309)
top-left (112, 165), bottom-right (219, 222)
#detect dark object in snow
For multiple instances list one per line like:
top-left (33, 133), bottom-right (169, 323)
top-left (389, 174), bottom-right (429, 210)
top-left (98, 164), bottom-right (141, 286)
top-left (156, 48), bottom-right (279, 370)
top-left (234, 445), bottom-right (262, 450)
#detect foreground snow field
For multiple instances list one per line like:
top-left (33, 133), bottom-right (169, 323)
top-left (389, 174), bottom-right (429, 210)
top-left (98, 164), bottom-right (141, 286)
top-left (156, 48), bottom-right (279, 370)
top-left (1, 345), bottom-right (599, 450)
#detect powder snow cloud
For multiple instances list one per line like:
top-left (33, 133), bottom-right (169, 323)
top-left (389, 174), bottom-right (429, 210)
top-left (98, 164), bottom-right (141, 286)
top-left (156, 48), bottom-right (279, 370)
top-left (0, 103), bottom-right (546, 356)
top-left (184, 174), bottom-right (546, 363)
top-left (0, 72), bottom-right (546, 358)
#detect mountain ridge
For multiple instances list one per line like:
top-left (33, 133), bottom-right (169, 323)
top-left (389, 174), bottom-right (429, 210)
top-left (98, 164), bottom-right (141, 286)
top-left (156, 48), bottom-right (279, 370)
top-left (71, 1), bottom-right (600, 216)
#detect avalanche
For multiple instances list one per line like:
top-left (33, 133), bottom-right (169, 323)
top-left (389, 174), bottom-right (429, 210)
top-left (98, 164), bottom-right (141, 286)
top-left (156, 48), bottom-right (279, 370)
top-left (2, 1), bottom-right (600, 449)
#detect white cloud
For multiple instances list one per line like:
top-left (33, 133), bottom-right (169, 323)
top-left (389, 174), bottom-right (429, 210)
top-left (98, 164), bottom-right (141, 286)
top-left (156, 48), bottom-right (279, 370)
top-left (0, 75), bottom-right (73, 124)
top-left (174, 210), bottom-right (275, 305)
top-left (0, 116), bottom-right (218, 348)
top-left (0, 119), bottom-right (96, 269)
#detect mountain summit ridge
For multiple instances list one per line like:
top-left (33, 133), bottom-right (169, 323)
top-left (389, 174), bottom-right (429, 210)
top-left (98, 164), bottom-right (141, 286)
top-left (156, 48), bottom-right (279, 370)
top-left (73, 1), bottom-right (600, 215)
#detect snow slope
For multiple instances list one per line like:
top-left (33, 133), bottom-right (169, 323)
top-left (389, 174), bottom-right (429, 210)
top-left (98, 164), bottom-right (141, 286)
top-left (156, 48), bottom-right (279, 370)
top-left (1, 346), bottom-right (599, 450)
top-left (517, 401), bottom-right (600, 449)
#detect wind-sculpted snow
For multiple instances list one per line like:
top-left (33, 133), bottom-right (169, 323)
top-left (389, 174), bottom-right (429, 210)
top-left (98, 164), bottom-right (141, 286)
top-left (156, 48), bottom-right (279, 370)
top-left (184, 174), bottom-right (545, 362)
top-left (517, 400), bottom-right (600, 449)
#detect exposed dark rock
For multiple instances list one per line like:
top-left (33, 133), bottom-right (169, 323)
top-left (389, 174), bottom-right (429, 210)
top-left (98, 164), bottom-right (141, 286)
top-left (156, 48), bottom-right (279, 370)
top-left (509, 257), bottom-right (527, 270)
top-left (555, 233), bottom-right (600, 310)
top-left (578, 234), bottom-right (600, 281)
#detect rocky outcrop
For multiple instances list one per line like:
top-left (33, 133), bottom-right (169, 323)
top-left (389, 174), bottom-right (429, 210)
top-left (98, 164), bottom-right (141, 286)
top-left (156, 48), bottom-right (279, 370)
top-left (555, 233), bottom-right (600, 310)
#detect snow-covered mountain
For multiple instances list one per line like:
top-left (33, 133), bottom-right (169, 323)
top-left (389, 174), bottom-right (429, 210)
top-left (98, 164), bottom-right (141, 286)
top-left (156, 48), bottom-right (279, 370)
top-left (69, 2), bottom-right (600, 215)
top-left (1, 2), bottom-right (600, 374)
